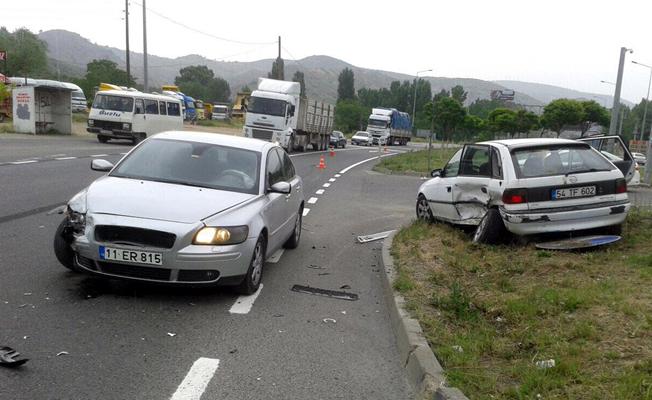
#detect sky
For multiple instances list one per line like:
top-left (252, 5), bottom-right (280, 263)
top-left (4, 0), bottom-right (652, 103)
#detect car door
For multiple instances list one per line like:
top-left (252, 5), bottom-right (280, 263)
top-left (279, 148), bottom-right (303, 238)
top-left (262, 149), bottom-right (287, 253)
top-left (452, 144), bottom-right (494, 223)
top-left (133, 99), bottom-right (146, 133)
top-left (424, 149), bottom-right (462, 222)
top-left (578, 136), bottom-right (635, 182)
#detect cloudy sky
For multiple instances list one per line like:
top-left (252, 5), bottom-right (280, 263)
top-left (5, 0), bottom-right (652, 102)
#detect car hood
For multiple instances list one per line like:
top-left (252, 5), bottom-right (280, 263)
top-left (86, 176), bottom-right (255, 223)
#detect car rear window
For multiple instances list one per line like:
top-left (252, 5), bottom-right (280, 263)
top-left (512, 145), bottom-right (615, 178)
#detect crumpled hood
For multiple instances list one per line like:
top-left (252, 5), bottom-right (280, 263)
top-left (86, 176), bottom-right (254, 223)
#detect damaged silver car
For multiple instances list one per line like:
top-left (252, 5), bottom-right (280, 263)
top-left (416, 138), bottom-right (631, 244)
top-left (53, 131), bottom-right (304, 294)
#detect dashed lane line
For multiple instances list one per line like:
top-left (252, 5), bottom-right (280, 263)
top-left (307, 197), bottom-right (318, 204)
top-left (170, 357), bottom-right (220, 400)
top-left (54, 156), bottom-right (77, 160)
top-left (229, 284), bottom-right (264, 315)
top-left (315, 189), bottom-right (325, 195)
top-left (334, 174), bottom-right (341, 178)
top-left (10, 160), bottom-right (37, 165)
top-left (328, 178), bottom-right (336, 182)
top-left (322, 183), bottom-right (331, 188)
top-left (90, 154), bottom-right (109, 157)
top-left (267, 249), bottom-right (285, 263)
top-left (302, 208), bottom-right (311, 217)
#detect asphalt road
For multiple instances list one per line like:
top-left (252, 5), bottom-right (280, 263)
top-left (0, 134), bottom-right (423, 399)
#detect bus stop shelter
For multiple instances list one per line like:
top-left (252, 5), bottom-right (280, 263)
top-left (13, 80), bottom-right (73, 134)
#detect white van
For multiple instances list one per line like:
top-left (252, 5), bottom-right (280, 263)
top-left (87, 90), bottom-right (183, 144)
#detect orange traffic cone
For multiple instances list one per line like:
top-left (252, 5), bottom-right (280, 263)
top-left (329, 146), bottom-right (335, 157)
top-left (318, 155), bottom-right (326, 170)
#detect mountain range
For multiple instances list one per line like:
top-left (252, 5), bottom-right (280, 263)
top-left (39, 30), bottom-right (622, 108)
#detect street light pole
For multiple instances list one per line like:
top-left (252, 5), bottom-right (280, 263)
top-left (142, 0), bottom-right (148, 92)
top-left (609, 47), bottom-right (633, 135)
top-left (633, 61), bottom-right (652, 183)
top-left (411, 69), bottom-right (432, 135)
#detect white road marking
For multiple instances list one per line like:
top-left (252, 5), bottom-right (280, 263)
top-left (120, 152), bottom-right (128, 155)
top-left (369, 150), bottom-right (378, 153)
top-left (170, 357), bottom-right (220, 400)
top-left (288, 147), bottom-right (366, 157)
top-left (322, 183), bottom-right (331, 188)
top-left (302, 208), bottom-right (311, 217)
top-left (307, 197), bottom-right (318, 204)
top-left (90, 154), bottom-right (108, 157)
top-left (267, 249), bottom-right (285, 263)
top-left (10, 160), bottom-right (37, 165)
top-left (229, 284), bottom-right (264, 315)
top-left (339, 153), bottom-right (396, 174)
top-left (334, 174), bottom-right (341, 178)
top-left (315, 189), bottom-right (325, 195)
top-left (54, 156), bottom-right (76, 160)
top-left (328, 178), bottom-right (336, 182)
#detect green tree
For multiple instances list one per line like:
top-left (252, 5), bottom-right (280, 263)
top-left (425, 97), bottom-right (466, 142)
top-left (541, 98), bottom-right (584, 137)
top-left (468, 98), bottom-right (515, 119)
top-left (241, 85), bottom-right (251, 93)
top-left (78, 59), bottom-right (136, 98)
top-left (334, 100), bottom-right (369, 133)
top-left (337, 68), bottom-right (355, 101)
top-left (268, 57), bottom-right (284, 80)
top-left (175, 65), bottom-right (230, 102)
top-left (460, 114), bottom-right (486, 141)
top-left (0, 27), bottom-right (49, 77)
top-left (292, 70), bottom-right (306, 97)
top-left (579, 100), bottom-right (610, 136)
top-left (514, 109), bottom-right (539, 137)
top-left (433, 89), bottom-right (450, 103)
top-left (488, 108), bottom-right (518, 138)
top-left (450, 85), bottom-right (468, 105)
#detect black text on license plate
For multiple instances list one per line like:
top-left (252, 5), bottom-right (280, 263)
top-left (552, 186), bottom-right (596, 200)
top-left (99, 246), bottom-right (162, 265)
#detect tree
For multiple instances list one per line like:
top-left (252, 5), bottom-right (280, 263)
top-left (292, 71), bottom-right (306, 97)
top-left (425, 97), bottom-right (466, 142)
top-left (468, 98), bottom-right (515, 119)
top-left (268, 57), bottom-right (284, 80)
top-left (450, 85), bottom-right (468, 105)
top-left (334, 100), bottom-right (369, 133)
top-left (337, 68), bottom-right (355, 101)
top-left (78, 59), bottom-right (136, 98)
top-left (514, 109), bottom-right (539, 137)
top-left (579, 100), bottom-right (610, 137)
top-left (240, 85), bottom-right (251, 93)
top-left (0, 27), bottom-right (49, 77)
top-left (541, 99), bottom-right (584, 137)
top-left (460, 114), bottom-right (486, 141)
top-left (175, 65), bottom-right (230, 103)
top-left (433, 89), bottom-right (450, 103)
top-left (487, 108), bottom-right (518, 138)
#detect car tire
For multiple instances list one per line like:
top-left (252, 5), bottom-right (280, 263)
top-left (473, 208), bottom-right (507, 245)
top-left (284, 208), bottom-right (303, 249)
top-left (98, 135), bottom-right (109, 143)
top-left (236, 236), bottom-right (266, 295)
top-left (416, 194), bottom-right (434, 222)
top-left (53, 219), bottom-right (82, 272)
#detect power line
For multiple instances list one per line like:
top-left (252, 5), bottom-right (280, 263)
top-left (131, 1), bottom-right (276, 46)
top-left (281, 45), bottom-right (307, 71)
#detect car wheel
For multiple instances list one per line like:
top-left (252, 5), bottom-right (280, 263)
top-left (416, 194), bottom-right (434, 222)
top-left (97, 135), bottom-right (109, 143)
top-left (473, 208), bottom-right (507, 245)
top-left (284, 208), bottom-right (303, 249)
top-left (236, 236), bottom-right (266, 295)
top-left (53, 219), bottom-right (82, 272)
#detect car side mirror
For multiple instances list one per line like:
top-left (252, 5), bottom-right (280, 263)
top-left (431, 169), bottom-right (442, 178)
top-left (91, 159), bottom-right (114, 172)
top-left (289, 105), bottom-right (295, 116)
top-left (269, 181), bottom-right (291, 194)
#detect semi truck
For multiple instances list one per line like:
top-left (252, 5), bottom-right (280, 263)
top-left (367, 108), bottom-right (412, 146)
top-left (243, 78), bottom-right (334, 153)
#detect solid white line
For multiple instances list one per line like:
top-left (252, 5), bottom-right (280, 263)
top-left (315, 189), bottom-right (325, 195)
top-left (334, 174), bottom-right (341, 178)
top-left (54, 156), bottom-right (76, 160)
top-left (10, 160), bottom-right (37, 165)
top-left (288, 147), bottom-right (367, 158)
top-left (339, 153), bottom-right (396, 174)
top-left (302, 208), bottom-right (311, 217)
top-left (307, 197), bottom-right (318, 204)
top-left (229, 284), bottom-right (264, 315)
top-left (120, 152), bottom-right (128, 155)
top-left (328, 178), bottom-right (336, 182)
top-left (90, 154), bottom-right (108, 157)
top-left (267, 249), bottom-right (285, 264)
top-left (170, 357), bottom-right (220, 400)
top-left (322, 183), bottom-right (331, 188)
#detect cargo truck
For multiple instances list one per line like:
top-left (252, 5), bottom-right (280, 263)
top-left (367, 108), bottom-right (412, 146)
top-left (243, 78), bottom-right (334, 153)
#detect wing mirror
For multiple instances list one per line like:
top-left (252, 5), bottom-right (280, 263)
top-left (269, 181), bottom-right (291, 194)
top-left (430, 168), bottom-right (442, 178)
top-left (91, 159), bottom-right (114, 172)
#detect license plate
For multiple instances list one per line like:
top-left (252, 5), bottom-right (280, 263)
top-left (552, 186), bottom-right (596, 200)
top-left (99, 246), bottom-right (162, 265)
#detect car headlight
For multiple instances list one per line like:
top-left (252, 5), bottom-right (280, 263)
top-left (122, 122), bottom-right (131, 131)
top-left (66, 189), bottom-right (88, 233)
top-left (193, 226), bottom-right (249, 245)
top-left (88, 119), bottom-right (94, 126)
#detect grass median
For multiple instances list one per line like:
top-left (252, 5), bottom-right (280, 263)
top-left (392, 212), bottom-right (652, 399)
top-left (373, 147), bottom-right (458, 175)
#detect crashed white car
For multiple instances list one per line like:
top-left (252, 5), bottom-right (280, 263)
top-left (416, 138), bottom-right (631, 243)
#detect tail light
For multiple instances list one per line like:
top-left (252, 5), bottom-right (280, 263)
top-left (502, 188), bottom-right (528, 204)
top-left (615, 178), bottom-right (627, 194)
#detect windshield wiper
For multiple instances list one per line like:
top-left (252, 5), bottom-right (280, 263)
top-left (566, 168), bottom-right (610, 175)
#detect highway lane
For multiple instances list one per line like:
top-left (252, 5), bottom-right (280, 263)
top-left (0, 137), bottom-right (421, 399)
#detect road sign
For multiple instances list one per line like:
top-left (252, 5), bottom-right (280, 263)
top-left (0, 51), bottom-right (5, 61)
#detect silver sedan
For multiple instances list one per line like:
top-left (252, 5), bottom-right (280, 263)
top-left (53, 131), bottom-right (304, 294)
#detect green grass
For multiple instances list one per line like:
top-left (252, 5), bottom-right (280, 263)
top-left (195, 118), bottom-right (243, 129)
top-left (392, 212), bottom-right (652, 399)
top-left (72, 112), bottom-right (88, 123)
top-left (373, 148), bottom-right (458, 175)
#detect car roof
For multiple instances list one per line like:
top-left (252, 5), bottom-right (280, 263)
top-left (152, 131), bottom-right (278, 153)
top-left (479, 138), bottom-right (587, 150)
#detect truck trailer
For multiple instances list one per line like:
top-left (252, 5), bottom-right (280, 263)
top-left (367, 108), bottom-right (412, 146)
top-left (243, 78), bottom-right (334, 153)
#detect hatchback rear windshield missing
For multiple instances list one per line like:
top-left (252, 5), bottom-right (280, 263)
top-left (512, 145), bottom-right (615, 178)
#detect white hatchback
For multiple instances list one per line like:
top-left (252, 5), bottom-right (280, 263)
top-left (416, 138), bottom-right (631, 243)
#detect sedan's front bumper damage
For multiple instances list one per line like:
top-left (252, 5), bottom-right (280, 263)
top-left (500, 200), bottom-right (630, 235)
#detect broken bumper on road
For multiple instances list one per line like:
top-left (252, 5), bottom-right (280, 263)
top-left (500, 200), bottom-right (630, 235)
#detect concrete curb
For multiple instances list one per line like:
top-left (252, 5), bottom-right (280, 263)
top-left (381, 231), bottom-right (469, 400)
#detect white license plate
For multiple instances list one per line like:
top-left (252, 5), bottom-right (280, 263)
top-left (99, 246), bottom-right (162, 265)
top-left (552, 186), bottom-right (596, 200)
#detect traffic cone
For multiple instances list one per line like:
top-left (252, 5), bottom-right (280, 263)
top-left (329, 146), bottom-right (335, 157)
top-left (383, 144), bottom-right (388, 153)
top-left (318, 155), bottom-right (326, 170)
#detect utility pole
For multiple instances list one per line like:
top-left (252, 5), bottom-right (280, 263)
top-left (609, 47), bottom-right (633, 135)
top-left (278, 36), bottom-right (281, 59)
top-left (142, 0), bottom-right (148, 92)
top-left (125, 0), bottom-right (130, 81)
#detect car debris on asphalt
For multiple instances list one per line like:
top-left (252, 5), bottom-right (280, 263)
top-left (0, 346), bottom-right (29, 367)
top-left (535, 359), bottom-right (556, 369)
top-left (535, 235), bottom-right (621, 251)
top-left (56, 351), bottom-right (69, 356)
top-left (356, 230), bottom-right (395, 243)
top-left (291, 284), bottom-right (359, 301)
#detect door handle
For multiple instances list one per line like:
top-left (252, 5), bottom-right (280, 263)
top-left (446, 186), bottom-right (452, 193)
top-left (481, 187), bottom-right (487, 193)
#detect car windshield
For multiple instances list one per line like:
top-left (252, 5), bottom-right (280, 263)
top-left (355, 132), bottom-right (368, 137)
top-left (92, 94), bottom-right (133, 112)
top-left (368, 118), bottom-right (387, 127)
top-left (111, 139), bottom-right (261, 194)
top-left (512, 145), bottom-right (615, 178)
top-left (248, 96), bottom-right (287, 117)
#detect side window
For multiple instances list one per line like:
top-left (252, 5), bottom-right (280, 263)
top-left (491, 147), bottom-right (503, 179)
top-left (144, 99), bottom-right (158, 114)
top-left (266, 150), bottom-right (284, 188)
top-left (159, 101), bottom-right (167, 115)
top-left (134, 99), bottom-right (144, 114)
top-left (459, 145), bottom-right (491, 177)
top-left (442, 149), bottom-right (462, 178)
top-left (167, 102), bottom-right (181, 116)
top-left (279, 149), bottom-right (296, 180)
